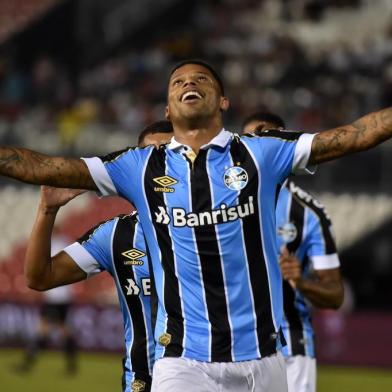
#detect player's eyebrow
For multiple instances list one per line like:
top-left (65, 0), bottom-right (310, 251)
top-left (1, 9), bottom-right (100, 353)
top-left (170, 71), bottom-right (212, 83)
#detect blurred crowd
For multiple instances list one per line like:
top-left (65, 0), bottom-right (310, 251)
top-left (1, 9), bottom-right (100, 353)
top-left (0, 0), bottom-right (391, 153)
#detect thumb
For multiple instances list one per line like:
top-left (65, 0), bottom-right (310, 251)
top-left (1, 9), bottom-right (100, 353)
top-left (280, 245), bottom-right (290, 257)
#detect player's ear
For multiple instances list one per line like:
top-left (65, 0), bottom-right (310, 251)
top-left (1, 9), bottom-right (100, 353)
top-left (220, 96), bottom-right (230, 112)
top-left (165, 105), bottom-right (170, 120)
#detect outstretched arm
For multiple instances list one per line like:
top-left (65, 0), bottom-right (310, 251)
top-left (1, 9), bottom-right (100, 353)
top-left (25, 186), bottom-right (88, 291)
top-left (0, 147), bottom-right (97, 189)
top-left (310, 107), bottom-right (392, 164)
top-left (280, 248), bottom-right (344, 309)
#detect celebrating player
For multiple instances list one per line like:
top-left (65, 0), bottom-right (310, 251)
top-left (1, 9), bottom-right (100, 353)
top-left (24, 121), bottom-right (173, 392)
top-left (243, 112), bottom-right (344, 392)
top-left (1, 60), bottom-right (392, 391)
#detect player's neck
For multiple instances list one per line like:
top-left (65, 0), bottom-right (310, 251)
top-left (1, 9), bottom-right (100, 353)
top-left (173, 118), bottom-right (223, 154)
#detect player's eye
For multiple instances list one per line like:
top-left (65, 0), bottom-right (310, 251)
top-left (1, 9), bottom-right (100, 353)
top-left (173, 79), bottom-right (183, 86)
top-left (198, 75), bottom-right (208, 82)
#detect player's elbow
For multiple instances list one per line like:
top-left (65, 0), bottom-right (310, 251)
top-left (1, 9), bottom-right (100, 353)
top-left (330, 286), bottom-right (344, 309)
top-left (26, 277), bottom-right (52, 291)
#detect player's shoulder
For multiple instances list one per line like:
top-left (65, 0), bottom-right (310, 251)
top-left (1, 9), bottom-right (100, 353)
top-left (99, 144), bottom-right (159, 164)
top-left (78, 213), bottom-right (136, 244)
top-left (240, 129), bottom-right (303, 143)
top-left (287, 180), bottom-right (331, 222)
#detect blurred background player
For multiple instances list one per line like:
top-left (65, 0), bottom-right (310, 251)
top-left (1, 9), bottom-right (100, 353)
top-left (242, 112), bottom-right (344, 392)
top-left (14, 234), bottom-right (77, 375)
top-left (22, 121), bottom-right (173, 391)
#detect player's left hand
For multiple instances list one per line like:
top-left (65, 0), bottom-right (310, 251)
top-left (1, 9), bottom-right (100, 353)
top-left (39, 186), bottom-right (86, 213)
top-left (279, 247), bottom-right (302, 289)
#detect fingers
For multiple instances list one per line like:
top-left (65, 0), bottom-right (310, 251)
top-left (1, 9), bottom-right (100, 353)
top-left (279, 251), bottom-right (301, 284)
top-left (280, 245), bottom-right (289, 257)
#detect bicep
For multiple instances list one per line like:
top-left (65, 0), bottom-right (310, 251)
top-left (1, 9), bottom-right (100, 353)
top-left (48, 251), bottom-right (87, 288)
top-left (314, 268), bottom-right (342, 285)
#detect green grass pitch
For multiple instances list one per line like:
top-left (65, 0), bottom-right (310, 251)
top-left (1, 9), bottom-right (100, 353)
top-left (0, 349), bottom-right (391, 391)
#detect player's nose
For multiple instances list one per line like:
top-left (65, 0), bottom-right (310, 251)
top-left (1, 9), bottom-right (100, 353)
top-left (183, 78), bottom-right (197, 88)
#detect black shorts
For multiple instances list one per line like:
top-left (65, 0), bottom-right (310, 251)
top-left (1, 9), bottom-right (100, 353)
top-left (41, 303), bottom-right (70, 323)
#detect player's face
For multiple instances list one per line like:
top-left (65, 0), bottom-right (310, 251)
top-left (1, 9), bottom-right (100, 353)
top-left (166, 64), bottom-right (229, 125)
top-left (139, 132), bottom-right (173, 147)
top-left (242, 120), bottom-right (282, 134)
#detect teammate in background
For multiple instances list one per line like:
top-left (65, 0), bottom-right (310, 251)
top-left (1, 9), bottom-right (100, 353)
top-left (1, 60), bottom-right (392, 391)
top-left (23, 121), bottom-right (173, 392)
top-left (242, 112), bottom-right (344, 392)
top-left (14, 234), bottom-right (78, 375)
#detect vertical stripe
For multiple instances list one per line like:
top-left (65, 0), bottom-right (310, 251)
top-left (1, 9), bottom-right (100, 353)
top-left (189, 148), bottom-right (232, 362)
top-left (166, 152), bottom-right (211, 360)
top-left (162, 153), bottom-right (188, 356)
top-left (283, 190), bottom-right (306, 356)
top-left (112, 216), bottom-right (151, 382)
top-left (133, 220), bottom-right (154, 374)
top-left (230, 139), bottom-right (277, 357)
top-left (144, 149), bottom-right (184, 357)
top-left (208, 146), bottom-right (260, 360)
top-left (286, 192), bottom-right (305, 254)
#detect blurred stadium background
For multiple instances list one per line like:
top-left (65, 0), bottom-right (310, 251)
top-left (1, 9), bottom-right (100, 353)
top-left (0, 0), bottom-right (392, 390)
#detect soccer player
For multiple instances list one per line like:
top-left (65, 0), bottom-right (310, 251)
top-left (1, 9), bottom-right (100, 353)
top-left (24, 121), bottom-right (173, 392)
top-left (242, 112), bottom-right (344, 392)
top-left (1, 60), bottom-right (392, 391)
top-left (14, 236), bottom-right (78, 375)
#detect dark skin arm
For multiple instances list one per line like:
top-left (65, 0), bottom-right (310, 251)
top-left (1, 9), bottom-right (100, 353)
top-left (280, 248), bottom-right (344, 309)
top-left (310, 107), bottom-right (392, 164)
top-left (0, 147), bottom-right (97, 189)
top-left (25, 186), bottom-right (88, 291)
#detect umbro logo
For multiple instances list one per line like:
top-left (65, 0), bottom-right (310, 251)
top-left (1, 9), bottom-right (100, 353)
top-left (122, 248), bottom-right (145, 266)
top-left (131, 379), bottom-right (146, 392)
top-left (153, 176), bottom-right (178, 193)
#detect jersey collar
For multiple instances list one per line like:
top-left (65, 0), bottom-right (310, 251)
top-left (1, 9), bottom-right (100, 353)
top-left (167, 128), bottom-right (232, 151)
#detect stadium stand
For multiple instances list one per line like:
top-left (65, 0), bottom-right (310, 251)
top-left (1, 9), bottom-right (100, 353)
top-left (0, 0), bottom-right (61, 44)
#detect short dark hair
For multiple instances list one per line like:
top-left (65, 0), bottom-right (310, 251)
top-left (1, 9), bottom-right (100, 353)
top-left (169, 59), bottom-right (225, 95)
top-left (242, 111), bottom-right (286, 130)
top-left (138, 120), bottom-right (173, 146)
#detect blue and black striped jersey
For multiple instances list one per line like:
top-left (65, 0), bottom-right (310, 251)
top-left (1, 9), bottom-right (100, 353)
top-left (276, 180), bottom-right (340, 358)
top-left (64, 213), bottom-right (154, 392)
top-left (83, 129), bottom-right (315, 362)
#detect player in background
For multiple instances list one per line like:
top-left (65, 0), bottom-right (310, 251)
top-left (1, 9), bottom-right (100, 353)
top-left (0, 60), bottom-right (392, 391)
top-left (23, 121), bottom-right (173, 392)
top-left (14, 234), bottom-right (78, 375)
top-left (243, 112), bottom-right (344, 392)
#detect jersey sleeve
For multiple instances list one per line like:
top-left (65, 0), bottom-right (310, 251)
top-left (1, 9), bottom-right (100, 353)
top-left (82, 146), bottom-right (148, 200)
top-left (304, 207), bottom-right (340, 270)
top-left (63, 218), bottom-right (118, 277)
top-left (257, 130), bottom-right (316, 183)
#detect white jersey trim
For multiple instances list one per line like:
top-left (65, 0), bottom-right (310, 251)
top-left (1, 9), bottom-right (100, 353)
top-left (311, 253), bottom-right (340, 270)
top-left (292, 133), bottom-right (316, 175)
top-left (64, 242), bottom-right (102, 277)
top-left (82, 157), bottom-right (117, 196)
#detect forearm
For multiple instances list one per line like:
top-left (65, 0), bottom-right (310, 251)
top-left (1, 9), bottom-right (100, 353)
top-left (296, 278), bottom-right (344, 309)
top-left (0, 147), bottom-right (96, 189)
top-left (310, 107), bottom-right (392, 164)
top-left (25, 205), bottom-right (59, 290)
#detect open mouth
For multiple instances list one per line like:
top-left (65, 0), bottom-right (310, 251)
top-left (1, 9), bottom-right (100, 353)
top-left (181, 90), bottom-right (203, 102)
